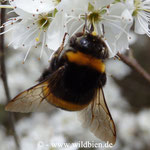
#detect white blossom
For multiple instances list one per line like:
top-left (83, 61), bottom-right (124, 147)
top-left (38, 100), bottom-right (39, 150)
top-left (1, 0), bottom-right (150, 59)
top-left (58, 0), bottom-right (133, 57)
top-left (9, 0), bottom-right (60, 14)
top-left (0, 0), bottom-right (65, 62)
top-left (122, 0), bottom-right (150, 36)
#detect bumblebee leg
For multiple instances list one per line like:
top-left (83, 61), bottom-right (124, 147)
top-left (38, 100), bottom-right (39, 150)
top-left (49, 33), bottom-right (68, 71)
top-left (58, 32), bottom-right (69, 55)
top-left (49, 32), bottom-right (68, 65)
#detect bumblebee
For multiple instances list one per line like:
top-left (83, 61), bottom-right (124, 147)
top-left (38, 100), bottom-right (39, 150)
top-left (5, 29), bottom-right (116, 144)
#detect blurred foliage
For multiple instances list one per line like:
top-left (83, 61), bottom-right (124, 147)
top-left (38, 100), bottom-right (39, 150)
top-left (114, 35), bottom-right (150, 113)
top-left (0, 104), bottom-right (9, 125)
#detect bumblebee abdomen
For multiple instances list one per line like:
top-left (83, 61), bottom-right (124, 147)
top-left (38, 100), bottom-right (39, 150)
top-left (64, 63), bottom-right (100, 93)
top-left (49, 63), bottom-right (106, 109)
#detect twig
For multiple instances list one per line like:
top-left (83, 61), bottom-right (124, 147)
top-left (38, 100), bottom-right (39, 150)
top-left (117, 52), bottom-right (150, 83)
top-left (0, 3), bottom-right (20, 150)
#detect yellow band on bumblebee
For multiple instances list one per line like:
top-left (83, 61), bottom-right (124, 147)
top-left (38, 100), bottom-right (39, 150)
top-left (66, 51), bottom-right (105, 73)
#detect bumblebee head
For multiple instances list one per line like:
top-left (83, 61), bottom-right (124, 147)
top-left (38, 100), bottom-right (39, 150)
top-left (70, 32), bottom-right (109, 60)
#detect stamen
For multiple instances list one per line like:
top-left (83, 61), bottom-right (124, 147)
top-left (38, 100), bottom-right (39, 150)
top-left (40, 20), bottom-right (48, 29)
top-left (0, 27), bottom-right (14, 35)
top-left (7, 25), bottom-right (36, 46)
top-left (7, 10), bottom-right (16, 15)
top-left (65, 15), bottom-right (79, 26)
top-left (104, 39), bottom-right (113, 54)
top-left (0, 5), bottom-right (14, 9)
top-left (22, 28), bottom-right (39, 45)
top-left (8, 16), bottom-right (21, 21)
top-left (39, 32), bottom-right (46, 59)
top-left (47, 16), bottom-right (54, 19)
top-left (23, 46), bottom-right (32, 64)
top-left (36, 19), bottom-right (48, 42)
top-left (0, 17), bottom-right (20, 29)
top-left (36, 29), bottom-right (42, 42)
top-left (70, 22), bottom-right (84, 37)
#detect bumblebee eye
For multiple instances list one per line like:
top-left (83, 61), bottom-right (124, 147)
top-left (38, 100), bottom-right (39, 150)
top-left (80, 38), bottom-right (87, 45)
top-left (80, 38), bottom-right (89, 49)
top-left (81, 39), bottom-right (87, 44)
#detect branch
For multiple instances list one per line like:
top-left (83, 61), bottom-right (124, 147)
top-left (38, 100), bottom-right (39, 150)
top-left (0, 3), bottom-right (20, 150)
top-left (117, 52), bottom-right (150, 83)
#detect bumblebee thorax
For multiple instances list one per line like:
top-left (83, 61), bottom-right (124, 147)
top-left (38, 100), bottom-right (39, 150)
top-left (70, 33), bottom-right (109, 59)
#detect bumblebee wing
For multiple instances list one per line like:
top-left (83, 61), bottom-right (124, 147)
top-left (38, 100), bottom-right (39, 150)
top-left (5, 66), bottom-right (65, 113)
top-left (78, 87), bottom-right (116, 144)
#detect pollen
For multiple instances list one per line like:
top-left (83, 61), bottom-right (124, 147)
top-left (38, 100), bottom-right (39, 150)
top-left (92, 31), bottom-right (97, 36)
top-left (35, 37), bottom-right (40, 42)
